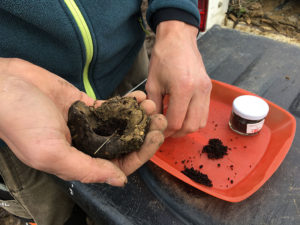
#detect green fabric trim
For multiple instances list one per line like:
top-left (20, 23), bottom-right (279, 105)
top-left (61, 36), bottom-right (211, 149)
top-left (138, 17), bottom-right (151, 36)
top-left (64, 0), bottom-right (96, 99)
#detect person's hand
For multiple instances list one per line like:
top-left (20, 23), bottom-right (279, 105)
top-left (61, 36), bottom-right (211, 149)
top-left (0, 58), bottom-right (167, 186)
top-left (146, 21), bottom-right (212, 137)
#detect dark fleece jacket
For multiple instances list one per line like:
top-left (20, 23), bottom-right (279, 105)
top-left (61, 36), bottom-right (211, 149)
top-left (0, 0), bottom-right (200, 146)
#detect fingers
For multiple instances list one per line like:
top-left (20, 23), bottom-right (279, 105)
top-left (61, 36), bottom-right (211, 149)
top-left (125, 90), bottom-right (146, 102)
top-left (94, 91), bottom-right (156, 115)
top-left (145, 83), bottom-right (163, 114)
top-left (166, 81), bottom-right (211, 137)
top-left (113, 130), bottom-right (164, 176)
top-left (149, 114), bottom-right (168, 131)
top-left (135, 130), bottom-right (165, 165)
top-left (164, 92), bottom-right (191, 137)
top-left (140, 99), bottom-right (156, 115)
top-left (171, 92), bottom-right (210, 137)
top-left (82, 90), bottom-right (148, 109)
top-left (113, 114), bottom-right (167, 175)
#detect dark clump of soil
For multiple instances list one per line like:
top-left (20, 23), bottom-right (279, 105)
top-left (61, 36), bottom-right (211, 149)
top-left (202, 138), bottom-right (228, 159)
top-left (182, 167), bottom-right (213, 187)
top-left (67, 96), bottom-right (150, 159)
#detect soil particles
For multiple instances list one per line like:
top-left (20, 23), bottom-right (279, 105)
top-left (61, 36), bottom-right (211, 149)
top-left (67, 96), bottom-right (150, 159)
top-left (202, 138), bottom-right (228, 159)
top-left (182, 167), bottom-right (213, 187)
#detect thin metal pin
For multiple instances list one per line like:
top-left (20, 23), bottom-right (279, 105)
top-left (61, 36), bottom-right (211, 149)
top-left (93, 79), bottom-right (147, 156)
top-left (93, 131), bottom-right (117, 155)
top-left (125, 78), bottom-right (147, 95)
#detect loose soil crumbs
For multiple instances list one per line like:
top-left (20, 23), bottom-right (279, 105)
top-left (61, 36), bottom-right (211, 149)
top-left (202, 138), bottom-right (228, 159)
top-left (182, 167), bottom-right (213, 187)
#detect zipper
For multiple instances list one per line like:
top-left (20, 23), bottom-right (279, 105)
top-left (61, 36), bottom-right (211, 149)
top-left (138, 17), bottom-right (151, 35)
top-left (64, 0), bottom-right (96, 99)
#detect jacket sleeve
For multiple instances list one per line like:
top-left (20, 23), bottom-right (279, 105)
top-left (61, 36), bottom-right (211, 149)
top-left (146, 0), bottom-right (200, 32)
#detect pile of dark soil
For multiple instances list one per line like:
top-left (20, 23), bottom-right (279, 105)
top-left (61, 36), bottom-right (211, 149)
top-left (182, 167), bottom-right (213, 187)
top-left (202, 138), bottom-right (228, 159)
top-left (180, 138), bottom-right (229, 187)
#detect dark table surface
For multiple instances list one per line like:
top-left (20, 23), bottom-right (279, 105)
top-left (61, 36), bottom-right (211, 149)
top-left (58, 26), bottom-right (300, 225)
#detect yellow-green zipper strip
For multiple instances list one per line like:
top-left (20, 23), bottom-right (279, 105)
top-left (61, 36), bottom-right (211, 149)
top-left (64, 0), bottom-right (96, 99)
top-left (138, 17), bottom-right (151, 35)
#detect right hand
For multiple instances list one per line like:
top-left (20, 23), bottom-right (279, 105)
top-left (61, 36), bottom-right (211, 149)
top-left (0, 58), bottom-right (167, 186)
top-left (146, 21), bottom-right (212, 138)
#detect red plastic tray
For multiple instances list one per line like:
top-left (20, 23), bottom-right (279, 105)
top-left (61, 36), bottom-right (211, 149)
top-left (150, 80), bottom-right (296, 202)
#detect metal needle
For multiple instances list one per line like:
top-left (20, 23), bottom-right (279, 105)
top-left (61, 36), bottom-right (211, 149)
top-left (93, 131), bottom-right (117, 155)
top-left (93, 79), bottom-right (147, 155)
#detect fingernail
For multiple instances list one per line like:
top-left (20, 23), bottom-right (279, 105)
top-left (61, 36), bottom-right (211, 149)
top-left (106, 176), bottom-right (127, 186)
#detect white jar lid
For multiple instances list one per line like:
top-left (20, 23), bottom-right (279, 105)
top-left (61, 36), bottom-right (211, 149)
top-left (232, 95), bottom-right (269, 120)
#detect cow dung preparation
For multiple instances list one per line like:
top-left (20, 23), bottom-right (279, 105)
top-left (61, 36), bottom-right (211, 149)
top-left (67, 96), bottom-right (150, 159)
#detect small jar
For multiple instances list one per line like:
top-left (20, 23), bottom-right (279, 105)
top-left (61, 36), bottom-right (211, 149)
top-left (229, 95), bottom-right (269, 136)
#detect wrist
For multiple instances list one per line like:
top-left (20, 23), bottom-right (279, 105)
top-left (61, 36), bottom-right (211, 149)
top-left (156, 21), bottom-right (198, 42)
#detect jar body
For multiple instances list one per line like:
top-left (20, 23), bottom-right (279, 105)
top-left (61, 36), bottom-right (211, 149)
top-left (229, 112), bottom-right (265, 136)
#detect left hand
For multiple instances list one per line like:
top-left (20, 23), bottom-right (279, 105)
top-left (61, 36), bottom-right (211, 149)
top-left (0, 58), bottom-right (167, 186)
top-left (146, 21), bottom-right (212, 137)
